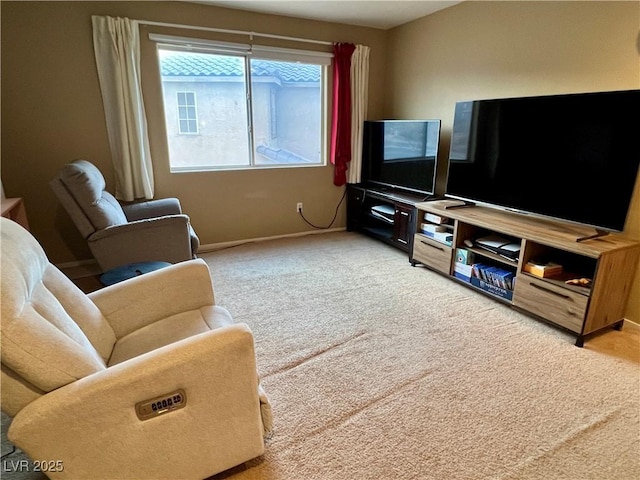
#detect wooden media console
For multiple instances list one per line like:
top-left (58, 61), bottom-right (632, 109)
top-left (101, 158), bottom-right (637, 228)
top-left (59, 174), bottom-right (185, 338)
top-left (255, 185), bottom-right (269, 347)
top-left (411, 200), bottom-right (640, 346)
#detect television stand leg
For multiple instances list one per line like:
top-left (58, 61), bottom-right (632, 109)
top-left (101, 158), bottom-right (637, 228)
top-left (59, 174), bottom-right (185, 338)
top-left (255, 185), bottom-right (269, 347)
top-left (576, 229), bottom-right (609, 242)
top-left (575, 335), bottom-right (584, 348)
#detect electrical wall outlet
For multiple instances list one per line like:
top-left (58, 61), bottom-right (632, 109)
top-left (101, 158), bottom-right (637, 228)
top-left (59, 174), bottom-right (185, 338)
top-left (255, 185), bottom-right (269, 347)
top-left (296, 202), bottom-right (303, 213)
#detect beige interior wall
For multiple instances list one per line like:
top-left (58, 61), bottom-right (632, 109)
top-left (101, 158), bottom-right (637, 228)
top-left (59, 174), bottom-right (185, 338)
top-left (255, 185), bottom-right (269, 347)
top-left (3, 0), bottom-right (639, 322)
top-left (0, 1), bottom-right (387, 264)
top-left (385, 0), bottom-right (640, 322)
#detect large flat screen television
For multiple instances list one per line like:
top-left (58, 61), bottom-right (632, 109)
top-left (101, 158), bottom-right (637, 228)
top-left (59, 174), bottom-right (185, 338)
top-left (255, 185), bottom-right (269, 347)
top-left (362, 119), bottom-right (441, 196)
top-left (445, 90), bottom-right (640, 232)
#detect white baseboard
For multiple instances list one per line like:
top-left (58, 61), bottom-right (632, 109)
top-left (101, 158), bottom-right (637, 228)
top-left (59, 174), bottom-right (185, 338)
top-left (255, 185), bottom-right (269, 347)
top-left (56, 227), bottom-right (347, 277)
top-left (56, 258), bottom-right (97, 269)
top-left (197, 227), bottom-right (346, 253)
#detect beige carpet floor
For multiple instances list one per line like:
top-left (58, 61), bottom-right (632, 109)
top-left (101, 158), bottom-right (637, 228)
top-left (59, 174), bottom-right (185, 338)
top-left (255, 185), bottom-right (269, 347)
top-left (2, 231), bottom-right (638, 479)
top-left (202, 231), bottom-right (639, 480)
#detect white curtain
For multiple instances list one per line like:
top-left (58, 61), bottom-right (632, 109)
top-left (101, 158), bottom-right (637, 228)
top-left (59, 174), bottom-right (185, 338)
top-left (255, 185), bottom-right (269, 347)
top-left (347, 44), bottom-right (370, 184)
top-left (92, 16), bottom-right (154, 201)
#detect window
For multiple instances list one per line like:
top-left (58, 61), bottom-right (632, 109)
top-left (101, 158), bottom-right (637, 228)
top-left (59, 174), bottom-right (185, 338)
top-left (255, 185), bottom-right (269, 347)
top-left (153, 36), bottom-right (331, 171)
top-left (176, 92), bottom-right (198, 134)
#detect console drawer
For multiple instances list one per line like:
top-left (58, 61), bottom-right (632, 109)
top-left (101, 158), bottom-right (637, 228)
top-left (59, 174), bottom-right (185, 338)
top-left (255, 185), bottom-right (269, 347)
top-left (412, 234), bottom-right (452, 274)
top-left (513, 275), bottom-right (587, 333)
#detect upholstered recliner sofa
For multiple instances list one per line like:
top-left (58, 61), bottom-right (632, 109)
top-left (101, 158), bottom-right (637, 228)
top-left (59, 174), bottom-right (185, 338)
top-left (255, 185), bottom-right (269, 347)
top-left (50, 159), bottom-right (199, 271)
top-left (0, 218), bottom-right (272, 479)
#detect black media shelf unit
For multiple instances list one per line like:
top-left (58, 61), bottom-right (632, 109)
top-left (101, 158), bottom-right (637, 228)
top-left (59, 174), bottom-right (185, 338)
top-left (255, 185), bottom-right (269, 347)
top-left (347, 184), bottom-right (429, 256)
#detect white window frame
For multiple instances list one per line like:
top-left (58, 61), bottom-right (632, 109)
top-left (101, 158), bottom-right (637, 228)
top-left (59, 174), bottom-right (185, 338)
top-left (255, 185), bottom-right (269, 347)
top-left (151, 34), bottom-right (332, 172)
top-left (176, 91), bottom-right (198, 135)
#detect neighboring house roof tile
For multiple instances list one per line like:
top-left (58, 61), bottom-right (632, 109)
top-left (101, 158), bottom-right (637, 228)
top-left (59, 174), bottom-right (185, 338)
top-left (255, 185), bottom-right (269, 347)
top-left (160, 52), bottom-right (320, 82)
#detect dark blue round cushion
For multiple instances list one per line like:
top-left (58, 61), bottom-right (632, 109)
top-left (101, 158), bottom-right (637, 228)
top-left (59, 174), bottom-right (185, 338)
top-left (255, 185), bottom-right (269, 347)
top-left (100, 261), bottom-right (172, 286)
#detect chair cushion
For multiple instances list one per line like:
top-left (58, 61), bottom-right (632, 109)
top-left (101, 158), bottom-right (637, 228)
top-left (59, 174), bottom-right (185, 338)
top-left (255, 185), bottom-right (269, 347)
top-left (108, 306), bottom-right (234, 366)
top-left (0, 220), bottom-right (111, 397)
top-left (59, 160), bottom-right (128, 230)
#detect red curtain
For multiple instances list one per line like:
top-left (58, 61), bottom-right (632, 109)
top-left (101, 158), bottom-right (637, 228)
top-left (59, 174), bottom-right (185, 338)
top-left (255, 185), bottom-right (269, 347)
top-left (330, 43), bottom-right (356, 186)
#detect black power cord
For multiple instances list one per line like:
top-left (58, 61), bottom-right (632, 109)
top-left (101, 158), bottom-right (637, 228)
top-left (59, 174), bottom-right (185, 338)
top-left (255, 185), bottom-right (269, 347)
top-left (1, 446), bottom-right (17, 460)
top-left (298, 187), bottom-right (347, 229)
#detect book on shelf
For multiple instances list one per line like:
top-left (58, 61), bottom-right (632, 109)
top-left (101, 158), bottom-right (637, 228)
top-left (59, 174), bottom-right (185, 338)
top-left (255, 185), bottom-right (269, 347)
top-left (424, 213), bottom-right (450, 225)
top-left (496, 270), bottom-right (514, 290)
top-left (454, 262), bottom-right (473, 282)
top-left (523, 259), bottom-right (563, 278)
top-left (471, 263), bottom-right (514, 290)
top-left (422, 229), bottom-right (453, 245)
top-left (471, 263), bottom-right (486, 280)
top-left (483, 266), bottom-right (500, 285)
top-left (421, 222), bottom-right (447, 233)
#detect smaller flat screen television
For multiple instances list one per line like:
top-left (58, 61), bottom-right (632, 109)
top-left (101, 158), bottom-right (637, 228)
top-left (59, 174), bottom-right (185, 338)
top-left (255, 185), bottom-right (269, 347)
top-left (445, 90), bottom-right (640, 232)
top-left (362, 120), bottom-right (441, 196)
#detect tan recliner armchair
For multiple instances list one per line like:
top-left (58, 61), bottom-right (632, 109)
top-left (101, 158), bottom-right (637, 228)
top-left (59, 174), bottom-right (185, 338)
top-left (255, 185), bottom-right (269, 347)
top-left (0, 218), bottom-right (272, 479)
top-left (50, 159), bottom-right (200, 271)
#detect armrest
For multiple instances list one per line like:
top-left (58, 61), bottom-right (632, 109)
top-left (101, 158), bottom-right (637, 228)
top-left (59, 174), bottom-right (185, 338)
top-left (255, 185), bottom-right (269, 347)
top-left (121, 198), bottom-right (183, 221)
top-left (89, 215), bottom-right (189, 241)
top-left (89, 259), bottom-right (215, 338)
top-left (87, 215), bottom-right (193, 270)
top-left (8, 324), bottom-right (265, 480)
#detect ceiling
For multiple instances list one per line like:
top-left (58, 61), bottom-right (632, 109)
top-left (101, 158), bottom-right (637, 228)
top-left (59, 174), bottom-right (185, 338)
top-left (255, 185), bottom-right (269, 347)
top-left (196, 1), bottom-right (463, 30)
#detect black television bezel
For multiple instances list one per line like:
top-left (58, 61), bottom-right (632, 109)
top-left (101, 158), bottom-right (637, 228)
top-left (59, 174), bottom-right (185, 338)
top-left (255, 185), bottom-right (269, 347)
top-left (362, 119), bottom-right (441, 197)
top-left (444, 90), bottom-right (640, 233)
